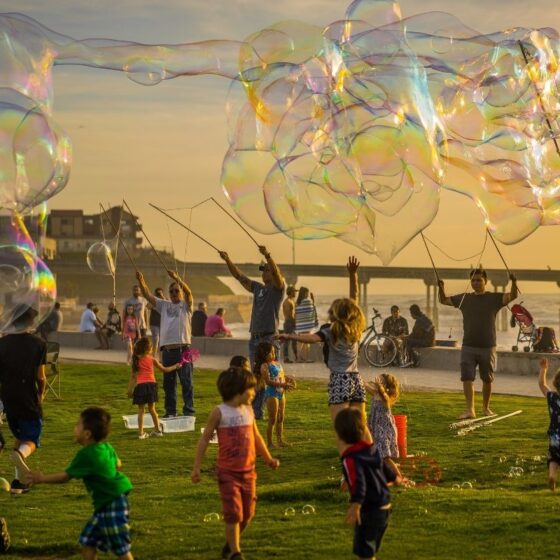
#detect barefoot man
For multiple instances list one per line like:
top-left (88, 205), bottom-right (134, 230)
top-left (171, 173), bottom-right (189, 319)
top-left (438, 267), bottom-right (518, 419)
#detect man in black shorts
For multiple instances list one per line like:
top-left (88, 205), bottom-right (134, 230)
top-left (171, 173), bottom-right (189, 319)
top-left (0, 305), bottom-right (47, 494)
top-left (438, 268), bottom-right (518, 419)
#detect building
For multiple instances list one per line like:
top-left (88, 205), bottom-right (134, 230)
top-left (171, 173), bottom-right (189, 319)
top-left (47, 207), bottom-right (142, 254)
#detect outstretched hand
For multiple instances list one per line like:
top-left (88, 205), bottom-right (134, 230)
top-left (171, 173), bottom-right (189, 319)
top-left (167, 270), bottom-right (180, 282)
top-left (347, 256), bottom-right (359, 273)
top-left (135, 271), bottom-right (144, 282)
top-left (258, 245), bottom-right (271, 258)
top-left (218, 251), bottom-right (229, 261)
top-left (509, 273), bottom-right (517, 283)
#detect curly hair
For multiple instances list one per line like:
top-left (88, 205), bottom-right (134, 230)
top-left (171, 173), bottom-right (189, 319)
top-left (330, 298), bottom-right (365, 346)
top-left (377, 373), bottom-right (401, 409)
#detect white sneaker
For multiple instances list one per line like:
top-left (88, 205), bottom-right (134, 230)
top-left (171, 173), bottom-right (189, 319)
top-left (138, 433), bottom-right (150, 440)
top-left (10, 450), bottom-right (30, 474)
top-left (150, 431), bottom-right (163, 438)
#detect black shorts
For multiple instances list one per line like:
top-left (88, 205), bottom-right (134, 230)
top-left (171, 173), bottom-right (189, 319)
top-left (132, 382), bottom-right (158, 405)
top-left (548, 445), bottom-right (560, 466)
top-left (353, 507), bottom-right (391, 558)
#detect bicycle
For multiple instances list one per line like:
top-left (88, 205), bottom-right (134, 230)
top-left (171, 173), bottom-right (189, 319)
top-left (359, 307), bottom-right (400, 367)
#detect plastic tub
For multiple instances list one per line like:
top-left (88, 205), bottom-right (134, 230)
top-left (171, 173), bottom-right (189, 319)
top-left (160, 415), bottom-right (196, 433)
top-left (122, 414), bottom-right (155, 430)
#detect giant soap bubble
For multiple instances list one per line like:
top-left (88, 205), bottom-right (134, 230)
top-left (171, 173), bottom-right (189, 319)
top-left (0, 1), bottom-right (560, 263)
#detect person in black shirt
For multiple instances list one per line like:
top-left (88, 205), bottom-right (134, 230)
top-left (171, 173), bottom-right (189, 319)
top-left (191, 302), bottom-right (208, 337)
top-left (0, 305), bottom-right (47, 494)
top-left (439, 267), bottom-right (518, 419)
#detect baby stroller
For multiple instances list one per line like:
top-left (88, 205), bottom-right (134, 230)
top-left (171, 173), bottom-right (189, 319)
top-left (510, 303), bottom-right (538, 352)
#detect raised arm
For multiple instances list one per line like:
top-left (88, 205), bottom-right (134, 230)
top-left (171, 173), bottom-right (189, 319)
top-left (167, 270), bottom-right (193, 309)
top-left (136, 271), bottom-right (157, 307)
top-left (503, 274), bottom-right (519, 306)
top-left (539, 358), bottom-right (551, 397)
top-left (347, 256), bottom-right (359, 302)
top-left (437, 280), bottom-right (453, 306)
top-left (219, 251), bottom-right (253, 293)
top-left (191, 407), bottom-right (221, 483)
top-left (258, 246), bottom-right (284, 290)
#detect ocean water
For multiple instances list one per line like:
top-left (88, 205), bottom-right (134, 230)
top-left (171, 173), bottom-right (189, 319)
top-left (229, 293), bottom-right (560, 350)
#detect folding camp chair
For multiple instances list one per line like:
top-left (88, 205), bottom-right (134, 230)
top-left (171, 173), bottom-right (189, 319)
top-left (45, 341), bottom-right (61, 399)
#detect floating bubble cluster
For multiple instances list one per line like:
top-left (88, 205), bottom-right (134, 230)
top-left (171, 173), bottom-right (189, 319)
top-left (203, 512), bottom-right (221, 522)
top-left (1, 1), bottom-right (560, 264)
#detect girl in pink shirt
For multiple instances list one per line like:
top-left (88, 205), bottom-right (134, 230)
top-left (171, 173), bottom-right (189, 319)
top-left (127, 337), bottom-right (181, 439)
top-left (192, 367), bottom-right (279, 560)
top-left (122, 304), bottom-right (140, 365)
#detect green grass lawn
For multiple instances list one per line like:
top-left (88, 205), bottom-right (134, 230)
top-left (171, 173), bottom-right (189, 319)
top-left (1, 363), bottom-right (557, 559)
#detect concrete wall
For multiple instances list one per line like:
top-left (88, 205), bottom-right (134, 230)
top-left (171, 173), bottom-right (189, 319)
top-left (50, 331), bottom-right (560, 376)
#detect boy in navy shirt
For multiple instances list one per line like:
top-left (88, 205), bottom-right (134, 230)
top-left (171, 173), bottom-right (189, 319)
top-left (335, 408), bottom-right (402, 559)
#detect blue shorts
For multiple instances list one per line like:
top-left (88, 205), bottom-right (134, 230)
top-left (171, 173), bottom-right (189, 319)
top-left (80, 495), bottom-right (131, 556)
top-left (7, 417), bottom-right (42, 447)
top-left (264, 387), bottom-right (284, 400)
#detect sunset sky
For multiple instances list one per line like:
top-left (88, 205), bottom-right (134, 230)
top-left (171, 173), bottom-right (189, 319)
top-left (7, 0), bottom-right (560, 294)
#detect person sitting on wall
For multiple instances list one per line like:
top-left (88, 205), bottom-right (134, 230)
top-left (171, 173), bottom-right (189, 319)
top-left (205, 308), bottom-right (232, 338)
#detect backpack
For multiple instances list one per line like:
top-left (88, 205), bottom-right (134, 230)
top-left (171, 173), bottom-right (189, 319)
top-left (533, 327), bottom-right (559, 353)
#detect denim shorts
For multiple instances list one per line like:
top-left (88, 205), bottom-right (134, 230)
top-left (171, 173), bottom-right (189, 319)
top-left (7, 417), bottom-right (43, 447)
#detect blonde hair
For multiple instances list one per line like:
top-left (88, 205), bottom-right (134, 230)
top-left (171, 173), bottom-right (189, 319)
top-left (330, 298), bottom-right (365, 346)
top-left (377, 373), bottom-right (401, 409)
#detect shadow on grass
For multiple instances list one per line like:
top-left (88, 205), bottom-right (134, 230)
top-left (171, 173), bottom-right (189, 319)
top-left (12, 543), bottom-right (76, 558)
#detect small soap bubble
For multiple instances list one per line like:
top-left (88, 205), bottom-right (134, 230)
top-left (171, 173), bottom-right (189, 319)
top-left (284, 507), bottom-right (296, 517)
top-left (532, 456), bottom-right (543, 463)
top-left (451, 483), bottom-right (461, 491)
top-left (203, 512), bottom-right (220, 522)
top-left (301, 504), bottom-right (316, 515)
top-left (515, 457), bottom-right (525, 466)
top-left (418, 507), bottom-right (428, 515)
top-left (415, 451), bottom-right (428, 457)
top-left (508, 466), bottom-right (524, 478)
top-left (461, 481), bottom-right (473, 489)
top-left (499, 456), bottom-right (508, 463)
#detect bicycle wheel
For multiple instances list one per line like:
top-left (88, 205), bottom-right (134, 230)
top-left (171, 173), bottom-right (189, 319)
top-left (363, 335), bottom-right (397, 367)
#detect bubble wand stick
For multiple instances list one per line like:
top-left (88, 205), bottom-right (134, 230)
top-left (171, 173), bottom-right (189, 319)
top-left (211, 197), bottom-right (260, 248)
top-left (420, 232), bottom-right (440, 284)
top-left (149, 203), bottom-right (221, 252)
top-left (122, 199), bottom-right (171, 272)
top-left (518, 41), bottom-right (560, 157)
top-left (100, 203), bottom-right (139, 272)
top-left (486, 228), bottom-right (521, 294)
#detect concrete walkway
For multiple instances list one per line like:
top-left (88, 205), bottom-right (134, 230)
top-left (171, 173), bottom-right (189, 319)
top-left (60, 347), bottom-right (543, 398)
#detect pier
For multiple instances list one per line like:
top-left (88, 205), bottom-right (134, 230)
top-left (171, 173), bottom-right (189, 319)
top-left (50, 258), bottom-right (560, 330)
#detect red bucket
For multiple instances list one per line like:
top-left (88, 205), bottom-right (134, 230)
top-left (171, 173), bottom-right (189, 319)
top-left (394, 414), bottom-right (407, 458)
